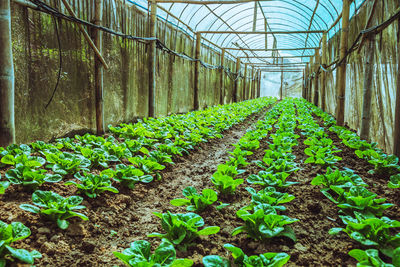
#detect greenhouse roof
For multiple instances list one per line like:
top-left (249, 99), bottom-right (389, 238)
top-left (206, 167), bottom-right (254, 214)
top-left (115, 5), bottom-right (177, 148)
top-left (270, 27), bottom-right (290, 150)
top-left (131, 0), bottom-right (366, 64)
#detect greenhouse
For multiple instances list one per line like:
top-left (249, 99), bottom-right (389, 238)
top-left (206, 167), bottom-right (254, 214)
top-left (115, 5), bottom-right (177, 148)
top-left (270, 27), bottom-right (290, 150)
top-left (0, 0), bottom-right (400, 265)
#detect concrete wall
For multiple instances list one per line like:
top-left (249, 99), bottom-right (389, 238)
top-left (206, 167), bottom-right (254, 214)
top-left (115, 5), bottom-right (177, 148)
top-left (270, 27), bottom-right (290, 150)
top-left (11, 0), bottom-right (253, 143)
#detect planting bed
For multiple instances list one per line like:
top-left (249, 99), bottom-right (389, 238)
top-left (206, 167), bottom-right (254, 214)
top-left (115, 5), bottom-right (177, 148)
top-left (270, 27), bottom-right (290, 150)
top-left (1, 97), bottom-right (400, 267)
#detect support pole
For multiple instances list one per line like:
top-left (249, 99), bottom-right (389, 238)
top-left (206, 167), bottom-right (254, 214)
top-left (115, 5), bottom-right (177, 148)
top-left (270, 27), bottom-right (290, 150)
top-left (243, 63), bottom-right (248, 101)
top-left (149, 0), bottom-right (157, 116)
top-left (308, 56), bottom-right (314, 102)
top-left (313, 48), bottom-right (320, 106)
top-left (360, 34), bottom-right (375, 141)
top-left (94, 0), bottom-right (104, 134)
top-left (321, 32), bottom-right (327, 111)
top-left (194, 32), bottom-right (201, 109)
top-left (257, 70), bottom-right (261, 98)
top-left (219, 48), bottom-right (225, 105)
top-left (280, 58), bottom-right (283, 100)
top-left (304, 63), bottom-right (309, 100)
top-left (393, 19), bottom-right (400, 157)
top-left (234, 58), bottom-right (240, 102)
top-left (335, 0), bottom-right (350, 126)
top-left (0, 0), bottom-right (15, 146)
top-left (250, 66), bottom-right (255, 99)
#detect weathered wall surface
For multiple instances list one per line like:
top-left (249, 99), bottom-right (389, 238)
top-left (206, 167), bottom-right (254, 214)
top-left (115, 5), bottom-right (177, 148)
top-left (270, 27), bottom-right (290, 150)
top-left (11, 0), bottom-right (252, 143)
top-left (309, 0), bottom-right (399, 154)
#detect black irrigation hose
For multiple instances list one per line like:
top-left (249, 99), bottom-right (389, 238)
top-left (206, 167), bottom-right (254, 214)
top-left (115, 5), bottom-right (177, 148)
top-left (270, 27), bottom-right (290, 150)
top-left (28, 0), bottom-right (242, 79)
top-left (45, 15), bottom-right (62, 109)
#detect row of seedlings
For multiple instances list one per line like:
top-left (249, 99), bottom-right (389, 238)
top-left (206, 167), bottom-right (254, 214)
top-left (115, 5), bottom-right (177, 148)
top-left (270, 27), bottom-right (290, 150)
top-left (0, 97), bottom-right (276, 266)
top-left (296, 99), bottom-right (400, 266)
top-left (311, 103), bottom-right (400, 189)
top-left (111, 99), bottom-right (283, 266)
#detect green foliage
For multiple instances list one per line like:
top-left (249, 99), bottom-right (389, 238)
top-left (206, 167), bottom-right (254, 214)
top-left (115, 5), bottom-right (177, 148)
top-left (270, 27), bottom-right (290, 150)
top-left (0, 220), bottom-right (41, 266)
top-left (211, 164), bottom-right (244, 195)
top-left (45, 151), bottom-right (91, 175)
top-left (170, 186), bottom-right (218, 212)
top-left (388, 174), bottom-right (400, 189)
top-left (79, 147), bottom-right (119, 168)
top-left (244, 187), bottom-right (295, 212)
top-left (349, 249), bottom-right (394, 267)
top-left (102, 164), bottom-right (153, 189)
top-left (20, 190), bottom-right (88, 229)
top-left (113, 239), bottom-right (193, 267)
top-left (128, 156), bottom-right (165, 180)
top-left (65, 172), bottom-right (119, 198)
top-left (233, 205), bottom-right (298, 242)
top-left (5, 165), bottom-right (62, 190)
top-left (330, 212), bottom-right (400, 258)
top-left (224, 244), bottom-right (290, 267)
top-left (247, 171), bottom-right (298, 188)
top-left (311, 167), bottom-right (367, 189)
top-left (148, 212), bottom-right (220, 251)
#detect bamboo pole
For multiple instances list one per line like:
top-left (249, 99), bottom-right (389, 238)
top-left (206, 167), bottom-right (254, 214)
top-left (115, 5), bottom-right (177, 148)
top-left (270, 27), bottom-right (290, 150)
top-left (194, 32), bottom-right (201, 110)
top-left (313, 48), bottom-right (320, 106)
top-left (393, 19), bottom-right (400, 157)
top-left (302, 69), bottom-right (306, 99)
top-left (148, 0), bottom-right (157, 117)
top-left (243, 63), bottom-right (248, 101)
top-left (335, 0), bottom-right (350, 126)
top-left (12, 0), bottom-right (37, 8)
top-left (234, 58), bottom-right (241, 102)
top-left (94, 0), bottom-right (104, 134)
top-left (280, 58), bottom-right (283, 100)
top-left (308, 56), bottom-right (314, 102)
top-left (360, 35), bottom-right (375, 141)
top-left (198, 30), bottom-right (325, 34)
top-left (257, 70), bottom-right (261, 98)
top-left (239, 55), bottom-right (314, 59)
top-left (61, 0), bottom-right (109, 69)
top-left (219, 49), bottom-right (225, 105)
top-left (321, 32), bottom-right (327, 111)
top-left (252, 1), bottom-right (257, 32)
top-left (224, 47), bottom-right (320, 51)
top-left (0, 0), bottom-right (15, 146)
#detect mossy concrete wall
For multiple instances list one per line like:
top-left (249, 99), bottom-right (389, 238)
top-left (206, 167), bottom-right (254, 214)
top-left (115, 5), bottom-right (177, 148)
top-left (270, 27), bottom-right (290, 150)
top-left (11, 0), bottom-right (250, 143)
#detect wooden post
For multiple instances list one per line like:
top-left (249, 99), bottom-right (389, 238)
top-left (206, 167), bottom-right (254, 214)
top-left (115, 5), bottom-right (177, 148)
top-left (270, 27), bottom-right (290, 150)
top-left (0, 0), bottom-right (15, 146)
top-left (257, 70), bottom-right (262, 98)
top-left (304, 63), bottom-right (309, 99)
top-left (335, 0), bottom-right (350, 126)
top-left (313, 48), bottom-right (320, 106)
top-left (321, 32), bottom-right (327, 111)
top-left (148, 0), bottom-right (157, 117)
top-left (360, 34), bottom-right (375, 141)
top-left (194, 32), bottom-right (201, 109)
top-left (242, 63), bottom-right (248, 101)
top-left (393, 19), bottom-right (400, 157)
top-left (234, 58), bottom-right (240, 102)
top-left (219, 48), bottom-right (225, 105)
top-left (280, 58), bottom-right (283, 100)
top-left (308, 56), bottom-right (314, 102)
top-left (94, 0), bottom-right (104, 134)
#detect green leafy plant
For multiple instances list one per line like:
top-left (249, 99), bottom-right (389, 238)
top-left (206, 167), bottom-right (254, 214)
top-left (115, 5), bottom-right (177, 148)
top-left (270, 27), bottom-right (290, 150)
top-left (128, 156), bottom-right (165, 180)
top-left (0, 174), bottom-right (10, 195)
top-left (330, 212), bottom-right (400, 258)
top-left (388, 174), bottom-right (400, 189)
top-left (148, 212), bottom-right (220, 251)
top-left (224, 244), bottom-right (290, 267)
top-left (202, 255), bottom-right (231, 267)
top-left (102, 164), bottom-right (153, 189)
top-left (311, 167), bottom-right (367, 189)
top-left (170, 186), bottom-right (218, 212)
top-left (5, 165), bottom-right (62, 190)
top-left (247, 171), bottom-right (298, 188)
top-left (113, 239), bottom-right (193, 267)
top-left (65, 172), bottom-right (119, 198)
top-left (45, 151), bottom-right (91, 175)
top-left (244, 187), bottom-right (295, 211)
top-left (0, 220), bottom-right (42, 266)
top-left (1, 153), bottom-right (45, 168)
top-left (20, 190), bottom-right (89, 229)
top-left (226, 147), bottom-right (253, 168)
top-left (233, 205), bottom-right (298, 242)
top-left (79, 147), bottom-right (119, 168)
top-left (349, 249), bottom-right (395, 267)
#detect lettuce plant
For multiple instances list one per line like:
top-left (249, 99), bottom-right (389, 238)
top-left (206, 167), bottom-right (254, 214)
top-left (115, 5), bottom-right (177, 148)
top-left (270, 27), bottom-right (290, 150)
top-left (170, 187), bottom-right (218, 212)
top-left (148, 212), bottom-right (220, 251)
top-left (102, 164), bottom-right (153, 189)
top-left (311, 167), bottom-right (367, 189)
top-left (244, 187), bottom-right (295, 211)
top-left (233, 205), bottom-right (298, 242)
top-left (45, 151), bottom-right (90, 175)
top-left (113, 239), bottom-right (193, 267)
top-left (330, 213), bottom-right (400, 258)
top-left (388, 174), bottom-right (400, 189)
top-left (226, 147), bottom-right (252, 168)
top-left (202, 255), bottom-right (230, 267)
top-left (255, 158), bottom-right (299, 174)
top-left (224, 244), bottom-right (290, 267)
top-left (148, 150), bottom-right (174, 165)
top-left (65, 172), bottom-right (119, 198)
top-left (349, 249), bottom-right (395, 267)
top-left (5, 165), bottom-right (62, 190)
top-left (0, 220), bottom-right (41, 266)
top-left (247, 171), bottom-right (298, 188)
top-left (20, 190), bottom-right (89, 229)
top-left (128, 156), bottom-right (165, 180)
top-left (1, 153), bottom-right (45, 168)
top-left (79, 147), bottom-right (119, 168)
top-left (211, 171), bottom-right (243, 196)
top-left (326, 186), bottom-right (393, 217)
top-left (0, 177), bottom-right (9, 195)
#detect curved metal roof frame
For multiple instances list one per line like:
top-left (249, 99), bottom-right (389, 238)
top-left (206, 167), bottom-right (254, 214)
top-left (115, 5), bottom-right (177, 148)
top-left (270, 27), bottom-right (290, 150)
top-left (155, 0), bottom-right (352, 66)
